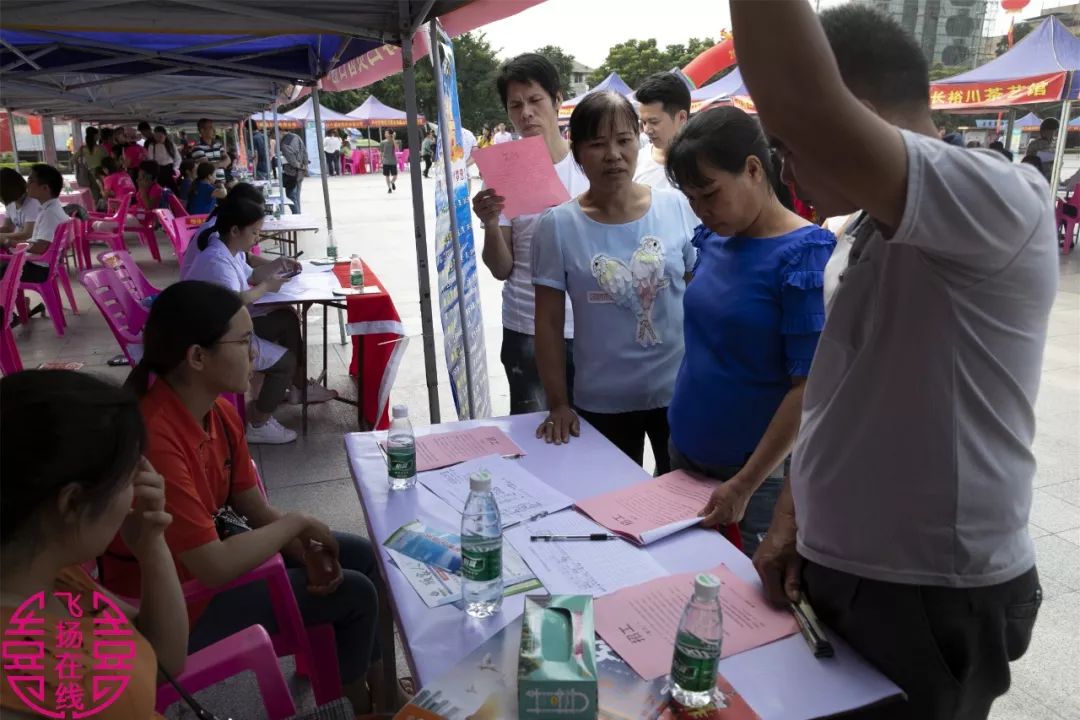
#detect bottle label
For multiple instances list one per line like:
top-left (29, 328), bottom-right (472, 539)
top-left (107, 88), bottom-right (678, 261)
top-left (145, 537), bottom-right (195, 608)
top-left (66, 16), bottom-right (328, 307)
top-left (671, 632), bottom-right (719, 693)
top-left (350, 271), bottom-right (363, 287)
top-left (327, 245), bottom-right (337, 260)
top-left (386, 447), bottom-right (415, 479)
top-left (461, 543), bottom-right (501, 582)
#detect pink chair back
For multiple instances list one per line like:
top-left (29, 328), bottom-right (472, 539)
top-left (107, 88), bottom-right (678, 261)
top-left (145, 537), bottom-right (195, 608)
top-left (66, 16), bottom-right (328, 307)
top-left (98, 249), bottom-right (161, 302)
top-left (103, 191), bottom-right (133, 223)
top-left (79, 269), bottom-right (146, 364)
top-left (349, 148), bottom-right (364, 174)
top-left (0, 244), bottom-right (29, 375)
top-left (167, 191), bottom-right (188, 217)
top-left (177, 213), bottom-right (210, 256)
top-left (153, 208), bottom-right (186, 259)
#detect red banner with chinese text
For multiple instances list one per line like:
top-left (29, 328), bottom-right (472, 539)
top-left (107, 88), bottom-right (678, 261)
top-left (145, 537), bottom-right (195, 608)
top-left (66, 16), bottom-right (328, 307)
top-left (930, 71), bottom-right (1066, 110)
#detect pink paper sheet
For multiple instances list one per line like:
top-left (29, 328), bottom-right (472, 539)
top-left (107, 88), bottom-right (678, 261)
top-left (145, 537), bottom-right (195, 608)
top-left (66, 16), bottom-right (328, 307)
top-left (575, 470), bottom-right (714, 544)
top-left (412, 426), bottom-right (525, 472)
top-left (595, 564), bottom-right (799, 681)
top-left (471, 135), bottom-right (571, 219)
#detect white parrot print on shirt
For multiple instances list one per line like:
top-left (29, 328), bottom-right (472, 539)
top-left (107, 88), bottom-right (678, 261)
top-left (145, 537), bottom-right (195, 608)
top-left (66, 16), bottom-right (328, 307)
top-left (590, 235), bottom-right (670, 347)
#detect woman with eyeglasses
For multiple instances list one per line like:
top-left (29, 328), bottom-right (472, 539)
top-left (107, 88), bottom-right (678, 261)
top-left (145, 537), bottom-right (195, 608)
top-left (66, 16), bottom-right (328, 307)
top-left (98, 281), bottom-right (384, 712)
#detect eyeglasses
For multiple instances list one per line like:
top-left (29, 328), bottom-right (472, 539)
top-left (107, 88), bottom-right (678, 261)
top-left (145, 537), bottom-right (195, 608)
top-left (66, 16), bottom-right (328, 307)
top-left (215, 335), bottom-right (259, 361)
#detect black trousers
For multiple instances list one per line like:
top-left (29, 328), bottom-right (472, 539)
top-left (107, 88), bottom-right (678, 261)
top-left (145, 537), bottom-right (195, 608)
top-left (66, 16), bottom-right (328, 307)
top-left (803, 562), bottom-right (1041, 720)
top-left (578, 407), bottom-right (671, 474)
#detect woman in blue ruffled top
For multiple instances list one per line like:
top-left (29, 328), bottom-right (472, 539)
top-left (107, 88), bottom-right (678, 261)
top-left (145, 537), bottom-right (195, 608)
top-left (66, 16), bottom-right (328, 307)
top-left (665, 107), bottom-right (835, 556)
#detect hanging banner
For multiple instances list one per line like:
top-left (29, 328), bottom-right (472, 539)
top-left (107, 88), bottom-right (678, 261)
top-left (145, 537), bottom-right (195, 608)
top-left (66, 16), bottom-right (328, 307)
top-left (431, 19), bottom-right (492, 420)
top-left (930, 71), bottom-right (1066, 110)
top-left (304, 120), bottom-right (322, 177)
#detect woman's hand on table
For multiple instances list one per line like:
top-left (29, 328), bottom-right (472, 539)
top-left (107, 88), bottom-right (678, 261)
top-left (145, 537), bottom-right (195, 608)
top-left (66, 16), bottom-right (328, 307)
top-left (272, 257), bottom-right (301, 275)
top-left (261, 273), bottom-right (287, 293)
top-left (536, 405), bottom-right (579, 445)
top-left (698, 475), bottom-right (754, 528)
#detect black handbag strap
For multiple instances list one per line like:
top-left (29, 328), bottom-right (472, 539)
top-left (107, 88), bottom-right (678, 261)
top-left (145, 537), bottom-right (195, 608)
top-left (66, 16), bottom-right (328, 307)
top-left (159, 663), bottom-right (229, 720)
top-left (214, 404), bottom-right (237, 503)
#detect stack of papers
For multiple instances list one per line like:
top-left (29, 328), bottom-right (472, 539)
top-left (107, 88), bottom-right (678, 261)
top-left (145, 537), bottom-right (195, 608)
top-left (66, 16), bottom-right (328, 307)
top-left (411, 426), bottom-right (526, 472)
top-left (420, 455), bottom-right (573, 528)
top-left (575, 470), bottom-right (714, 545)
top-left (383, 520), bottom-right (540, 608)
top-left (505, 511), bottom-right (667, 595)
top-left (594, 564), bottom-right (800, 680)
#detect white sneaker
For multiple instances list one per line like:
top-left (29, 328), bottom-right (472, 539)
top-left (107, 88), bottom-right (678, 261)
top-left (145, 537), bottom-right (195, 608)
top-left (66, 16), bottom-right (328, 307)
top-left (246, 417), bottom-right (298, 445)
top-left (287, 380), bottom-right (339, 405)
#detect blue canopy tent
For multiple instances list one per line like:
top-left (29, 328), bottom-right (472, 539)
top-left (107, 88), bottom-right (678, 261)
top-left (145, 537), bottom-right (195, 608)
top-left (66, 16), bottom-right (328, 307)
top-left (687, 67), bottom-right (753, 114)
top-left (558, 72), bottom-right (633, 120)
top-left (931, 17), bottom-right (1080, 190)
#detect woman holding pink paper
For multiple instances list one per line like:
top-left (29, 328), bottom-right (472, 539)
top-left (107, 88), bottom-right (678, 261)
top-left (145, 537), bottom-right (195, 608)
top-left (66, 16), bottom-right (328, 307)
top-left (664, 107), bottom-right (834, 556)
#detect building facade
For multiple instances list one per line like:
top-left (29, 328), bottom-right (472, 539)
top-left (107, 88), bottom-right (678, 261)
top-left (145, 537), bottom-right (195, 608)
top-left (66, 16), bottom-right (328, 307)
top-left (854, 0), bottom-right (999, 68)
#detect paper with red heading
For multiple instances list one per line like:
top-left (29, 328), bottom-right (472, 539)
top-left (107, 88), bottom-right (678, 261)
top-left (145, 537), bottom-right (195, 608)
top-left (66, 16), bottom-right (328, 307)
top-left (471, 135), bottom-right (570, 219)
top-left (575, 470), bottom-right (715, 545)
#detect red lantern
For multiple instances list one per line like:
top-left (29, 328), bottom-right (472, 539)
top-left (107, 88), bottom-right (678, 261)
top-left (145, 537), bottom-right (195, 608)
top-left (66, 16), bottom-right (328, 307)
top-left (1001, 0), bottom-right (1031, 13)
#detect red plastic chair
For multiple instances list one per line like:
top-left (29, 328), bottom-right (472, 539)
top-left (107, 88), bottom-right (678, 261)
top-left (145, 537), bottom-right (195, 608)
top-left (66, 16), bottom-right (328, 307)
top-left (0, 244), bottom-right (29, 375)
top-left (16, 221), bottom-right (78, 337)
top-left (85, 191), bottom-right (133, 254)
top-left (98, 249), bottom-right (161, 304)
top-left (1055, 191), bottom-right (1079, 253)
top-left (80, 268), bottom-right (146, 364)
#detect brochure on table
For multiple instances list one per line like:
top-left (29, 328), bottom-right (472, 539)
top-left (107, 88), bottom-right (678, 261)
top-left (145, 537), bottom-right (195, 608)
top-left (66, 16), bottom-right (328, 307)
top-left (393, 615), bottom-right (761, 720)
top-left (575, 470), bottom-right (715, 546)
top-left (383, 520), bottom-right (541, 608)
top-left (420, 455), bottom-right (573, 528)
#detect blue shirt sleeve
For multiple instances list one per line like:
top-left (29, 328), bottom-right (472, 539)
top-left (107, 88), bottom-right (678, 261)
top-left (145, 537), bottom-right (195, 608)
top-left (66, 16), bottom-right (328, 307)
top-left (780, 228), bottom-right (835, 377)
top-left (530, 209), bottom-right (566, 291)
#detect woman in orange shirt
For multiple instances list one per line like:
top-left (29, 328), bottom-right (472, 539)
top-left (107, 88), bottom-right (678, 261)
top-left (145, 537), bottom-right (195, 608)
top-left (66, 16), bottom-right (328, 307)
top-left (0, 370), bottom-right (187, 719)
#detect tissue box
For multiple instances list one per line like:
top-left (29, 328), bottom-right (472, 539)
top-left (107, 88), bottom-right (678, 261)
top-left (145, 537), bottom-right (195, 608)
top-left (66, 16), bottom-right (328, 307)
top-left (518, 595), bottom-right (598, 720)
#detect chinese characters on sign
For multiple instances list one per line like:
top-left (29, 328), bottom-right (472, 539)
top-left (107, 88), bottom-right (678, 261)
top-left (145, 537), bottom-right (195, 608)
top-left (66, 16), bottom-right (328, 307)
top-left (3, 590), bottom-right (136, 718)
top-left (929, 71), bottom-right (1065, 110)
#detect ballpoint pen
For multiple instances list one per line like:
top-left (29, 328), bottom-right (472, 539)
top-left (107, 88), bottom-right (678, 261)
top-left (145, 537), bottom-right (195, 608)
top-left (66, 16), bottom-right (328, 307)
top-left (530, 534), bottom-right (618, 541)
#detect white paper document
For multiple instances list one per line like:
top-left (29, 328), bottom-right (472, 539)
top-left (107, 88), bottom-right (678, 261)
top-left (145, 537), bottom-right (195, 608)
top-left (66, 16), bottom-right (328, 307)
top-left (419, 455), bottom-right (573, 528)
top-left (505, 511), bottom-right (667, 595)
top-left (386, 543), bottom-right (541, 608)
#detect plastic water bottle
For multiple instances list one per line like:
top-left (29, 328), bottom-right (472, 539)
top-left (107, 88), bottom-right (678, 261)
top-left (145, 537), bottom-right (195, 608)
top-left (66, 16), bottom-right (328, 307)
top-left (386, 405), bottom-right (416, 491)
top-left (669, 573), bottom-right (725, 709)
top-left (349, 254), bottom-right (364, 289)
top-left (461, 472), bottom-right (503, 618)
top-left (326, 230), bottom-right (338, 261)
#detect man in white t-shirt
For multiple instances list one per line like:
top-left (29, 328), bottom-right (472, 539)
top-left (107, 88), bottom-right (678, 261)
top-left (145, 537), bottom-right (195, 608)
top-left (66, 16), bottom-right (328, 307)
top-left (0, 164), bottom-right (69, 284)
top-left (472, 53), bottom-right (588, 414)
top-left (323, 132), bottom-right (343, 176)
top-left (492, 123), bottom-right (513, 145)
top-left (633, 72), bottom-right (690, 190)
top-left (740, 4), bottom-right (1053, 718)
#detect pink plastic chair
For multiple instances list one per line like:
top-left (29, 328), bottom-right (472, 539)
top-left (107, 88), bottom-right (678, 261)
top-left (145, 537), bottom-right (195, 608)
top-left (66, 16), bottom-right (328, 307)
top-left (156, 624), bottom-right (296, 719)
top-left (397, 148), bottom-right (409, 171)
top-left (80, 268), bottom-right (146, 364)
top-left (16, 221), bottom-right (79, 337)
top-left (177, 213), bottom-right (210, 257)
top-left (153, 208), bottom-right (187, 260)
top-left (167, 191), bottom-right (189, 217)
top-left (128, 202), bottom-right (163, 262)
top-left (85, 191), bottom-right (133, 254)
top-left (1055, 191), bottom-right (1079, 253)
top-left (0, 244), bottom-right (28, 375)
top-left (69, 218), bottom-right (93, 270)
top-left (351, 149), bottom-right (367, 174)
top-left (98, 249), bottom-right (161, 304)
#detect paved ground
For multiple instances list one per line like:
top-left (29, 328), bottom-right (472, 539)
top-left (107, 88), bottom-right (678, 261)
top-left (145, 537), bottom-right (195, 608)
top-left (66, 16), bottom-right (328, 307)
top-left (13, 168), bottom-right (1079, 719)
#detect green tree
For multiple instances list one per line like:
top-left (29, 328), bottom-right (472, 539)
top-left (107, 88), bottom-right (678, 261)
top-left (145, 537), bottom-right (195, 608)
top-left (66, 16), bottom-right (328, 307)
top-left (533, 45), bottom-right (577, 97)
top-left (996, 21), bottom-right (1035, 56)
top-left (589, 36), bottom-right (717, 90)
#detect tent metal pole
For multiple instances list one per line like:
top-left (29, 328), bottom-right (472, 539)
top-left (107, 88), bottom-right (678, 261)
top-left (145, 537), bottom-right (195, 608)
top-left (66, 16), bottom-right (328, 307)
top-left (400, 7), bottom-right (441, 425)
top-left (42, 116), bottom-right (57, 165)
top-left (8, 112), bottom-right (21, 173)
top-left (311, 87), bottom-right (334, 232)
top-left (247, 116), bottom-right (256, 171)
top-left (1049, 100), bottom-right (1072, 198)
top-left (1004, 108), bottom-right (1016, 154)
top-left (429, 19), bottom-right (477, 419)
top-left (272, 90), bottom-right (285, 212)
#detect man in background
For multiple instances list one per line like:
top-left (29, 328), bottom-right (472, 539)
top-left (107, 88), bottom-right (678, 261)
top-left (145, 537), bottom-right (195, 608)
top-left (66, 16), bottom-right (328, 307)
top-left (323, 131), bottom-right (342, 176)
top-left (253, 129), bottom-right (269, 181)
top-left (190, 118), bottom-right (231, 173)
top-left (633, 72), bottom-right (691, 190)
top-left (1026, 117), bottom-right (1058, 181)
top-left (279, 129), bottom-right (307, 212)
top-left (493, 122), bottom-right (513, 144)
top-left (380, 129), bottom-right (398, 193)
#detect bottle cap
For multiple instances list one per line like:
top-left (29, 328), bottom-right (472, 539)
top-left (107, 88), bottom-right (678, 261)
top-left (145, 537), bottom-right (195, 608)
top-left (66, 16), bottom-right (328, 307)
top-left (468, 472), bottom-right (491, 492)
top-left (693, 573), bottom-right (721, 601)
top-left (392, 404), bottom-right (408, 419)
top-left (351, 253), bottom-right (359, 259)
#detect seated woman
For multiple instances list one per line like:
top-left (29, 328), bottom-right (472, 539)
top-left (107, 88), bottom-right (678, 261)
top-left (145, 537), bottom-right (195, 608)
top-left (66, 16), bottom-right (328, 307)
top-left (135, 161), bottom-right (164, 212)
top-left (531, 91), bottom-right (698, 474)
top-left (101, 281), bottom-right (382, 709)
top-left (184, 198), bottom-right (336, 444)
top-left (187, 162), bottom-right (226, 215)
top-left (1, 369), bottom-right (187, 719)
top-left (176, 158), bottom-right (197, 208)
top-left (0, 168), bottom-right (39, 247)
top-left (101, 155), bottom-right (136, 204)
top-left (179, 181), bottom-right (263, 278)
top-left (665, 107), bottom-right (835, 555)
